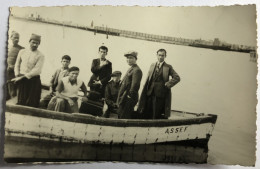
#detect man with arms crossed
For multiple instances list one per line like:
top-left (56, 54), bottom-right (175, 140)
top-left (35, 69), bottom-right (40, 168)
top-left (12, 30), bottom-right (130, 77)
top-left (88, 46), bottom-right (112, 98)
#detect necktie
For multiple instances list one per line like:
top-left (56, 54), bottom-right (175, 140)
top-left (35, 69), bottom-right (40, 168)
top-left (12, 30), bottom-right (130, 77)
top-left (153, 63), bottom-right (160, 79)
top-left (156, 63), bottom-right (160, 72)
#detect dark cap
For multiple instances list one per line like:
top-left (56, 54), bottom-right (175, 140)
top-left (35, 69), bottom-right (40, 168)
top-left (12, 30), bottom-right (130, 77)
top-left (124, 51), bottom-right (138, 59)
top-left (30, 33), bottom-right (41, 42)
top-left (111, 71), bottom-right (122, 77)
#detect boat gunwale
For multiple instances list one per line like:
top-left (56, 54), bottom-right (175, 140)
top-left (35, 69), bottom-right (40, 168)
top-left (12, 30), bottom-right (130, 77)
top-left (5, 104), bottom-right (217, 127)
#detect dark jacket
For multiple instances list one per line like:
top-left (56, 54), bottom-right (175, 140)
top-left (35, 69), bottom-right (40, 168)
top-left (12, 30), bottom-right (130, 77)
top-left (117, 64), bottom-right (142, 106)
top-left (105, 80), bottom-right (121, 107)
top-left (88, 58), bottom-right (112, 93)
top-left (138, 62), bottom-right (180, 118)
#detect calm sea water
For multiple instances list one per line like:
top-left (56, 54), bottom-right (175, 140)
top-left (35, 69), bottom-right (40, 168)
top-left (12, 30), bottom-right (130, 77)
top-left (5, 18), bottom-right (257, 165)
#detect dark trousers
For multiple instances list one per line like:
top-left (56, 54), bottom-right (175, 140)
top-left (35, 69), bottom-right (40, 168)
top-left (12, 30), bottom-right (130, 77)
top-left (117, 97), bottom-right (136, 119)
top-left (47, 97), bottom-right (78, 113)
top-left (39, 92), bottom-right (55, 109)
top-left (16, 76), bottom-right (41, 108)
top-left (90, 85), bottom-right (105, 98)
top-left (103, 105), bottom-right (117, 118)
top-left (6, 68), bottom-right (17, 100)
top-left (145, 94), bottom-right (166, 119)
top-left (6, 82), bottom-right (17, 100)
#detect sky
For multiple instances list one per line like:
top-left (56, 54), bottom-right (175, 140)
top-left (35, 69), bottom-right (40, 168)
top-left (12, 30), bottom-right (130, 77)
top-left (10, 5), bottom-right (257, 46)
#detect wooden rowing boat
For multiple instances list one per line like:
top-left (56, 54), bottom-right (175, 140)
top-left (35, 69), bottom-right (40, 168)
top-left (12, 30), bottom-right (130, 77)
top-left (5, 100), bottom-right (217, 147)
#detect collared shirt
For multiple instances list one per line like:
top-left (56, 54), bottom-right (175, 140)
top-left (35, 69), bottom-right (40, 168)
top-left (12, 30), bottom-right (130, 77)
top-left (100, 58), bottom-right (107, 67)
top-left (157, 61), bottom-right (165, 69)
top-left (15, 49), bottom-right (45, 79)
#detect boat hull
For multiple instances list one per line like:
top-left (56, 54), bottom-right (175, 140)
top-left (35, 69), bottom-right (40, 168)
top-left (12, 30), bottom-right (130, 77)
top-left (5, 104), bottom-right (217, 146)
top-left (4, 136), bottom-right (208, 163)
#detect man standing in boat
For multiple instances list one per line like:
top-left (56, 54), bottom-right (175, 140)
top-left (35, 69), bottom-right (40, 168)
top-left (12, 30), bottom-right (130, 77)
top-left (88, 46), bottom-right (112, 99)
top-left (39, 55), bottom-right (71, 109)
top-left (47, 66), bottom-right (88, 113)
top-left (138, 49), bottom-right (180, 119)
top-left (103, 71), bottom-right (122, 118)
top-left (12, 33), bottom-right (44, 108)
top-left (117, 51), bottom-right (142, 119)
top-left (6, 31), bottom-right (24, 100)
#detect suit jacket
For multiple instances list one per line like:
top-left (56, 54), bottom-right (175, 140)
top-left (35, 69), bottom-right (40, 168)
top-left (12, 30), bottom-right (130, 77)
top-left (138, 62), bottom-right (180, 118)
top-left (88, 58), bottom-right (112, 88)
top-left (117, 64), bottom-right (142, 106)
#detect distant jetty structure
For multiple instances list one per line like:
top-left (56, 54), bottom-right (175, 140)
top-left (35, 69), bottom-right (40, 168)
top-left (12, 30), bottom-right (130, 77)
top-left (11, 14), bottom-right (257, 61)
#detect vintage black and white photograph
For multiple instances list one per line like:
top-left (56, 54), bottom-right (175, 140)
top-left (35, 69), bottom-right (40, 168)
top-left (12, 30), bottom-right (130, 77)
top-left (3, 5), bottom-right (257, 166)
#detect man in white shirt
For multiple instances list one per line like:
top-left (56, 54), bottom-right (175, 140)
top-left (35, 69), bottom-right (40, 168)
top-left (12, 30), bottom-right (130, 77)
top-left (47, 66), bottom-right (88, 113)
top-left (12, 33), bottom-right (44, 108)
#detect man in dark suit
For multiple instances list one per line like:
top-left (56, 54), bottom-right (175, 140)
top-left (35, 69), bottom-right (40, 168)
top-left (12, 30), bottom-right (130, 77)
top-left (138, 49), bottom-right (180, 119)
top-left (88, 46), bottom-right (112, 98)
top-left (117, 51), bottom-right (142, 119)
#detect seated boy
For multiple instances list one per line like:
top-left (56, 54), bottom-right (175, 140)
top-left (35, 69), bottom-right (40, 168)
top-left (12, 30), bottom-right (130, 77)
top-left (39, 55), bottom-right (71, 108)
top-left (47, 66), bottom-right (87, 113)
top-left (103, 71), bottom-right (121, 118)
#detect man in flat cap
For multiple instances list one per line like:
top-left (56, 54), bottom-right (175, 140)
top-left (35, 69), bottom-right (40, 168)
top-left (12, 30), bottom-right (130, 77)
top-left (103, 71), bottom-right (122, 118)
top-left (12, 33), bottom-right (44, 108)
top-left (6, 31), bottom-right (24, 100)
top-left (117, 51), bottom-right (142, 119)
top-left (88, 46), bottom-right (112, 99)
top-left (138, 49), bottom-right (180, 119)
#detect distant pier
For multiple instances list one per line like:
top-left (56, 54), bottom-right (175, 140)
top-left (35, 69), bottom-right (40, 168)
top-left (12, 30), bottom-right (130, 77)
top-left (11, 15), bottom-right (256, 54)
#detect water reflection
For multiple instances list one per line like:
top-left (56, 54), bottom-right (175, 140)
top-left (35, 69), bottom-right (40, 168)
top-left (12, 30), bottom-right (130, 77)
top-left (4, 136), bottom-right (208, 163)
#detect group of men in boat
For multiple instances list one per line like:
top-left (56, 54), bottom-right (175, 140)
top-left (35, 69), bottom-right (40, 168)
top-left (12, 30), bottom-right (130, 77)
top-left (6, 31), bottom-right (181, 119)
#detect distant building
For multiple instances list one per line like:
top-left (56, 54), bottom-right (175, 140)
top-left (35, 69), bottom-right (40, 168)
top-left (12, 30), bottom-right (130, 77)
top-left (213, 38), bottom-right (221, 46)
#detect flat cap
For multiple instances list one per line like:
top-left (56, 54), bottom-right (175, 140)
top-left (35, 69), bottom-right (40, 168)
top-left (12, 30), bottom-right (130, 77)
top-left (111, 71), bottom-right (122, 77)
top-left (124, 51), bottom-right (138, 59)
top-left (30, 33), bottom-right (41, 42)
